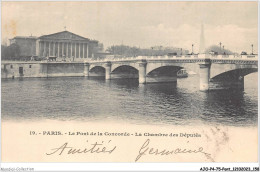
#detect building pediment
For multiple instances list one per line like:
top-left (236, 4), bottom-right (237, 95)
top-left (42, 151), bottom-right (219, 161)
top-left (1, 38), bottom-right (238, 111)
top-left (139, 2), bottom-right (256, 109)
top-left (39, 31), bottom-right (90, 41)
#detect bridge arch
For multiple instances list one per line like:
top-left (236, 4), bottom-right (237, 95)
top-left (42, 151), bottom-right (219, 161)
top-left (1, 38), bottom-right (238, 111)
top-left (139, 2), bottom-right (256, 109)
top-left (111, 65), bottom-right (139, 79)
top-left (210, 63), bottom-right (258, 80)
top-left (146, 63), bottom-right (184, 75)
top-left (111, 63), bottom-right (139, 72)
top-left (146, 65), bottom-right (183, 76)
top-left (89, 65), bottom-right (105, 74)
top-left (210, 68), bottom-right (258, 81)
top-left (111, 65), bottom-right (139, 73)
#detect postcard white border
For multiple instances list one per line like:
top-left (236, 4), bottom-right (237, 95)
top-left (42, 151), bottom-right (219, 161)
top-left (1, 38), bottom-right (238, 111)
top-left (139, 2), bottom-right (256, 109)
top-left (0, 0), bottom-right (259, 171)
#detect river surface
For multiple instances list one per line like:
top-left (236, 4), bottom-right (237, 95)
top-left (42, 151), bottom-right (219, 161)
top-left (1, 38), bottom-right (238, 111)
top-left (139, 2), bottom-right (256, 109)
top-left (1, 73), bottom-right (258, 126)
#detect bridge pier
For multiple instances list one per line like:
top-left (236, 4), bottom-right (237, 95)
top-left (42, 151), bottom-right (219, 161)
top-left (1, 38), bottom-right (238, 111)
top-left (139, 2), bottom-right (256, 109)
top-left (83, 63), bottom-right (90, 77)
top-left (238, 76), bottom-right (245, 90)
top-left (138, 60), bottom-right (147, 84)
top-left (210, 76), bottom-right (245, 90)
top-left (105, 62), bottom-right (112, 80)
top-left (199, 59), bottom-right (211, 91)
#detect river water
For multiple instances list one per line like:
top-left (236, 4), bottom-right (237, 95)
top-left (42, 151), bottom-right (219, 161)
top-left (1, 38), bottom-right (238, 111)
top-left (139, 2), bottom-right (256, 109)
top-left (1, 73), bottom-right (258, 126)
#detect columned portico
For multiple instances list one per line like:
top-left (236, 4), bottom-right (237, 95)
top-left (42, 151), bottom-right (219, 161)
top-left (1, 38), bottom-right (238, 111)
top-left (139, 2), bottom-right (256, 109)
top-left (37, 30), bottom-right (98, 60)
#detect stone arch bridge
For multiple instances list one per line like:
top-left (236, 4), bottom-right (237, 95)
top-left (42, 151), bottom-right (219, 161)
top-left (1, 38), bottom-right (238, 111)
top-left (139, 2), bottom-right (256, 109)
top-left (84, 55), bottom-right (258, 91)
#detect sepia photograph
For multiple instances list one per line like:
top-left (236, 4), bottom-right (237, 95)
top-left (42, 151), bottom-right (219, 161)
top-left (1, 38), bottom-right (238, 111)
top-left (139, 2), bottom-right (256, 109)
top-left (1, 1), bottom-right (259, 171)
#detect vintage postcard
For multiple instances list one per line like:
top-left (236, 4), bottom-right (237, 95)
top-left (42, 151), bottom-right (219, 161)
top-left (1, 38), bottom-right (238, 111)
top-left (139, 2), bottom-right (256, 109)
top-left (1, 1), bottom-right (259, 171)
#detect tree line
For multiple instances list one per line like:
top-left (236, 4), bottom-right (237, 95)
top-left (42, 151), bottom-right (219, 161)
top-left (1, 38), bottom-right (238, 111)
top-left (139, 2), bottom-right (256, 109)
top-left (105, 45), bottom-right (189, 57)
top-left (1, 43), bottom-right (22, 60)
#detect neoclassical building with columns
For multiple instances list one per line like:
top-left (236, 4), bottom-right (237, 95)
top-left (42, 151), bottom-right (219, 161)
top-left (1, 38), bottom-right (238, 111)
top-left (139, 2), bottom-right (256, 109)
top-left (36, 31), bottom-right (98, 59)
top-left (10, 30), bottom-right (98, 60)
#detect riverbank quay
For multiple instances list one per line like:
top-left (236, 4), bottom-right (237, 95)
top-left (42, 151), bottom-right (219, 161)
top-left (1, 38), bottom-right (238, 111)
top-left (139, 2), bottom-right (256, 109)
top-left (1, 61), bottom-right (85, 79)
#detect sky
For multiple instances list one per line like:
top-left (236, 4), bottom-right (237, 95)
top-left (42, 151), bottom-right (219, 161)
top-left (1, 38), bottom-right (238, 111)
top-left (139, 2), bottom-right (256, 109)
top-left (1, 1), bottom-right (258, 53)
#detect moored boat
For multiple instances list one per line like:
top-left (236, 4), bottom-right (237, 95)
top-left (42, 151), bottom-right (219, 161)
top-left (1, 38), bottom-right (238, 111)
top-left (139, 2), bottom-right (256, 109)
top-left (177, 69), bottom-right (188, 78)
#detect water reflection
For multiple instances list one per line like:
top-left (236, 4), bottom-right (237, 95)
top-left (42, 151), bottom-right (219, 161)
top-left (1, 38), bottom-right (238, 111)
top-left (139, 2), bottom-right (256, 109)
top-left (1, 74), bottom-right (258, 127)
top-left (201, 90), bottom-right (257, 126)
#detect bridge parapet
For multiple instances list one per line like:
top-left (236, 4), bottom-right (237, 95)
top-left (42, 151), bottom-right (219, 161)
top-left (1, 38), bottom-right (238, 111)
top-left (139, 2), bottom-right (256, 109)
top-left (84, 54), bottom-right (258, 63)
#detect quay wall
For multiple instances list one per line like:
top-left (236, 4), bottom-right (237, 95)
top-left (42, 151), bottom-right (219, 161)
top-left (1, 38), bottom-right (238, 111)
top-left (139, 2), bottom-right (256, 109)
top-left (1, 62), bottom-right (85, 79)
top-left (46, 63), bottom-right (84, 77)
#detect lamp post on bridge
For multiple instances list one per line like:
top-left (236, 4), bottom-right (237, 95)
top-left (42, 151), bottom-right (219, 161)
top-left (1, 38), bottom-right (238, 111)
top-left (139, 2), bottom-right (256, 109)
top-left (192, 44), bottom-right (194, 55)
top-left (251, 44), bottom-right (254, 55)
top-left (219, 42), bottom-right (222, 54)
top-left (223, 45), bottom-right (225, 55)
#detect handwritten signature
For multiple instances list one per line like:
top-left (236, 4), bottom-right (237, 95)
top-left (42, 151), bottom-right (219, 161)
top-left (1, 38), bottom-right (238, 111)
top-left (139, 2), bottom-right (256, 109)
top-left (46, 139), bottom-right (213, 162)
top-left (135, 139), bottom-right (213, 162)
top-left (46, 140), bottom-right (116, 155)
